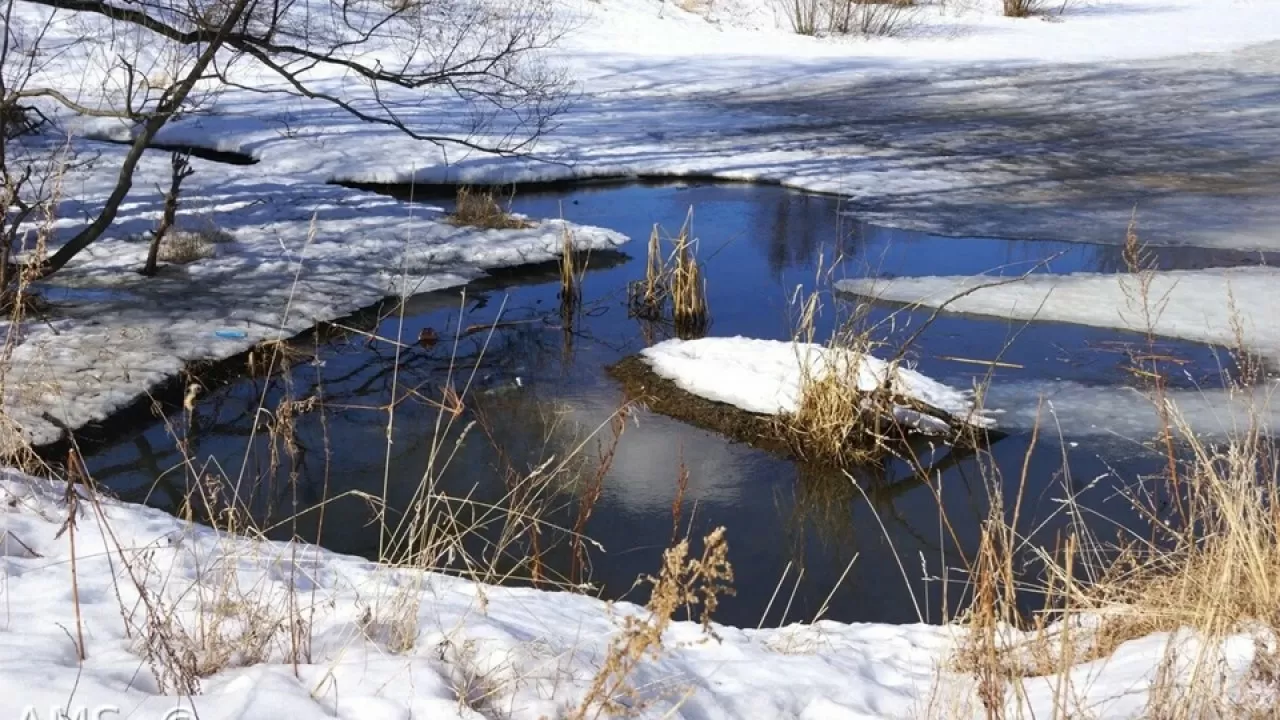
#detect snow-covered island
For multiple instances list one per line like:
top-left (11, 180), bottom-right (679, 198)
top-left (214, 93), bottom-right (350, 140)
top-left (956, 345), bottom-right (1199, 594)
top-left (1, 0), bottom-right (1278, 717)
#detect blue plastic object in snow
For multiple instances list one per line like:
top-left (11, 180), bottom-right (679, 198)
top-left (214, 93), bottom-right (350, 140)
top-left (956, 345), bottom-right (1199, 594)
top-left (214, 329), bottom-right (248, 339)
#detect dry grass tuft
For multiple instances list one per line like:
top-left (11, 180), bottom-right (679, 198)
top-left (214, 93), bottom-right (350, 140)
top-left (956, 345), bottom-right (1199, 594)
top-left (559, 223), bottom-right (584, 307)
top-left (448, 186), bottom-right (531, 230)
top-left (627, 212), bottom-right (709, 339)
top-left (157, 229), bottom-right (224, 264)
top-left (772, 289), bottom-right (911, 467)
top-left (570, 526), bottom-right (734, 719)
top-left (669, 224), bottom-right (708, 337)
top-left (938, 224), bottom-right (1280, 719)
top-left (781, 0), bottom-right (918, 37)
top-left (782, 355), bottom-right (880, 465)
top-left (631, 225), bottom-right (666, 317)
top-left (676, 0), bottom-right (715, 13)
top-left (1002, 0), bottom-right (1051, 18)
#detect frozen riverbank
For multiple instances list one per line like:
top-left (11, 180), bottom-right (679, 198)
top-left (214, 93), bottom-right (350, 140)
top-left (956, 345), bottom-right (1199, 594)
top-left (1, 467), bottom-right (1268, 719)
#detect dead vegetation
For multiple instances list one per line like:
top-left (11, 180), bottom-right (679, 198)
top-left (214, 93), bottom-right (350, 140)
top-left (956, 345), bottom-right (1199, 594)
top-left (155, 228), bottom-right (226, 264)
top-left (628, 212), bottom-right (709, 339)
top-left (1002, 0), bottom-right (1067, 18)
top-left (448, 186), bottom-right (532, 230)
top-left (780, 0), bottom-right (918, 37)
top-left (930, 227), bottom-right (1280, 719)
top-left (774, 289), bottom-right (899, 465)
top-left (570, 526), bottom-right (734, 719)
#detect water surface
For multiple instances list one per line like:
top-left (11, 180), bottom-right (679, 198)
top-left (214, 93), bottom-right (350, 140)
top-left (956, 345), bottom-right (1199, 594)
top-left (86, 183), bottom-right (1256, 627)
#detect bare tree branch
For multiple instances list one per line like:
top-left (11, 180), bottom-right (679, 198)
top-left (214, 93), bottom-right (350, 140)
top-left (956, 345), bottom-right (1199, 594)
top-left (2, 0), bottom-right (569, 279)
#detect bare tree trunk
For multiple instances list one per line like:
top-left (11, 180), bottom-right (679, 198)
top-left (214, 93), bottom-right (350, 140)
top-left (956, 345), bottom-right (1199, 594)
top-left (6, 0), bottom-right (564, 283)
top-left (37, 0), bottom-right (256, 279)
top-left (141, 151), bottom-right (194, 276)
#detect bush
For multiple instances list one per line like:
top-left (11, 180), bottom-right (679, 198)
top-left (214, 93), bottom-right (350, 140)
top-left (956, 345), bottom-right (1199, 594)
top-left (780, 0), bottom-right (917, 37)
top-left (1003, 0), bottom-right (1047, 17)
top-left (447, 186), bottom-right (531, 230)
top-left (157, 227), bottom-right (230, 264)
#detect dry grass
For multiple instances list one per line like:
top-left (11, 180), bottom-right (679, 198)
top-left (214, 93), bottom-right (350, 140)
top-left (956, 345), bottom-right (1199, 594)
top-left (570, 526), bottom-right (733, 719)
top-left (627, 213), bottom-right (710, 339)
top-left (781, 354), bottom-right (884, 465)
top-left (772, 289), bottom-right (912, 466)
top-left (631, 225), bottom-right (665, 317)
top-left (675, 0), bottom-right (715, 13)
top-left (935, 227), bottom-right (1280, 719)
top-left (941, 403), bottom-right (1280, 719)
top-left (780, 0), bottom-right (918, 37)
top-left (781, 0), bottom-right (823, 34)
top-left (669, 223), bottom-right (708, 336)
top-left (559, 223), bottom-right (585, 308)
top-left (157, 228), bottom-right (225, 264)
top-left (448, 186), bottom-right (531, 230)
top-left (830, 0), bottom-right (918, 36)
top-left (1002, 0), bottom-right (1051, 18)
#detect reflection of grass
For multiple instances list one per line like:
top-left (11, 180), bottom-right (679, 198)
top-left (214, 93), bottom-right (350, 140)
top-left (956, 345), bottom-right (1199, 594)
top-left (784, 464), bottom-right (858, 559)
top-left (782, 443), bottom-right (983, 574)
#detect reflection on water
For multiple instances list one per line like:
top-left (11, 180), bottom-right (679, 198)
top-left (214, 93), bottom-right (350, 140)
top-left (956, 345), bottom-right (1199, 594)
top-left (85, 183), bottom-right (1258, 627)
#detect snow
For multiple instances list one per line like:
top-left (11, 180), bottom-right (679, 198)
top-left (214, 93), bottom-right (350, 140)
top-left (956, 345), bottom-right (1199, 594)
top-left (833, 269), bottom-right (1280, 439)
top-left (0, 148), bottom-right (627, 449)
top-left (0, 467), bottom-right (953, 719)
top-left (0, 467), bottom-right (1268, 719)
top-left (835, 267), bottom-right (1280, 364)
top-left (983, 380), bottom-right (1280, 440)
top-left (3, 0), bottom-right (1276, 442)
top-left (18, 0), bottom-right (1280, 250)
top-left (640, 336), bottom-right (996, 433)
top-left (1, 0), bottom-right (1278, 715)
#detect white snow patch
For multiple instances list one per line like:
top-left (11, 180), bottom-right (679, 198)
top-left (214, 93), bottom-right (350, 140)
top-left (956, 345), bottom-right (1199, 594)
top-left (18, 0), bottom-right (1280, 251)
top-left (836, 268), bottom-right (1280, 363)
top-left (0, 468), bottom-right (1271, 719)
top-left (640, 336), bottom-right (996, 433)
top-left (0, 143), bottom-right (628, 448)
top-left (983, 380), bottom-right (1280, 440)
top-left (835, 269), bottom-right (1280, 439)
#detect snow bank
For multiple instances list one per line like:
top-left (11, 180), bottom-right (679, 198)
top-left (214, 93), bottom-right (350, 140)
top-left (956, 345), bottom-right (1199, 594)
top-left (983, 380), bottom-right (1280, 440)
top-left (19, 0), bottom-right (1277, 250)
top-left (0, 468), bottom-right (954, 719)
top-left (0, 145), bottom-right (627, 449)
top-left (640, 336), bottom-right (996, 433)
top-left (835, 268), bottom-right (1280, 363)
top-left (0, 468), bottom-right (1268, 719)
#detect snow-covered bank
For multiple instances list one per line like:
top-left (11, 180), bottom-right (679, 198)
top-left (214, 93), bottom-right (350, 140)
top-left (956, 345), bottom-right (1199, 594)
top-left (0, 467), bottom-right (952, 719)
top-left (21, 0), bottom-right (1273, 250)
top-left (119, 0), bottom-right (1280, 249)
top-left (983, 380), bottom-right (1280, 439)
top-left (834, 269), bottom-right (1280, 439)
top-left (1, 143), bottom-right (627, 449)
top-left (5, 0), bottom-right (1278, 445)
top-left (0, 467), bottom-right (1268, 719)
top-left (640, 336), bottom-right (996, 433)
top-left (835, 267), bottom-right (1280, 364)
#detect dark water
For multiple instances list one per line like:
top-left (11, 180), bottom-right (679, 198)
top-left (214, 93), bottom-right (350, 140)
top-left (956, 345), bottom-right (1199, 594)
top-left (85, 183), bottom-right (1257, 628)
